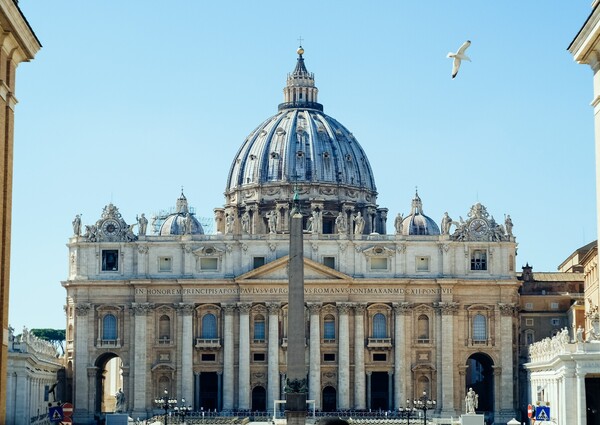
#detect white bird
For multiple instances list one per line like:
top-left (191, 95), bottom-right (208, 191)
top-left (447, 40), bottom-right (471, 79)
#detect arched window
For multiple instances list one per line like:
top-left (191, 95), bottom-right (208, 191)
top-left (202, 313), bottom-right (217, 339)
top-left (473, 314), bottom-right (487, 342)
top-left (525, 330), bottom-right (535, 345)
top-left (323, 315), bottom-right (336, 340)
top-left (159, 315), bottom-right (170, 340)
top-left (254, 314), bottom-right (265, 342)
top-left (417, 314), bottom-right (430, 343)
top-left (102, 314), bottom-right (117, 340)
top-left (373, 313), bottom-right (387, 338)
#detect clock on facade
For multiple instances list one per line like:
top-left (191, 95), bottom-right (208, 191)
top-left (101, 219), bottom-right (121, 236)
top-left (469, 218), bottom-right (488, 236)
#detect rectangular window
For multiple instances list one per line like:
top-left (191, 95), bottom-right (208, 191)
top-left (525, 318), bottom-right (534, 326)
top-left (200, 258), bottom-right (218, 271)
top-left (370, 257), bottom-right (388, 271)
top-left (323, 256), bottom-right (336, 269)
top-left (550, 302), bottom-right (559, 310)
top-left (254, 321), bottom-right (265, 342)
top-left (253, 257), bottom-right (266, 269)
top-left (551, 318), bottom-right (560, 327)
top-left (158, 257), bottom-right (172, 272)
top-left (416, 257), bottom-right (430, 272)
top-left (373, 353), bottom-right (387, 362)
top-left (101, 250), bottom-right (119, 271)
top-left (471, 250), bottom-right (487, 270)
top-left (253, 353), bottom-right (266, 362)
top-left (323, 320), bottom-right (335, 340)
top-left (323, 353), bottom-right (336, 362)
top-left (525, 303), bottom-right (533, 310)
top-left (201, 353), bottom-right (216, 362)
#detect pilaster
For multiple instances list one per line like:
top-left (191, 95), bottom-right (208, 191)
top-left (308, 303), bottom-right (322, 410)
top-left (337, 303), bottom-right (351, 409)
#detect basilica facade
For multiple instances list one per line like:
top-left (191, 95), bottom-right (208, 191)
top-left (63, 48), bottom-right (519, 424)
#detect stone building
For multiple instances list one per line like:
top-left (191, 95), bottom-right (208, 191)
top-left (0, 1), bottom-right (41, 418)
top-left (516, 262), bottom-right (585, 421)
top-left (521, 5), bottom-right (600, 424)
top-left (64, 48), bottom-right (520, 424)
top-left (5, 327), bottom-right (63, 425)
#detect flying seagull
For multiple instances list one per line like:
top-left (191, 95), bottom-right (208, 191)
top-left (447, 40), bottom-right (471, 79)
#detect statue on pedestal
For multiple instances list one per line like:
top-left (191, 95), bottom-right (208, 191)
top-left (465, 387), bottom-right (478, 414)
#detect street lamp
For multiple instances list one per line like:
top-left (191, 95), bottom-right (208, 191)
top-left (398, 399), bottom-right (415, 424)
top-left (173, 398), bottom-right (192, 424)
top-left (414, 391), bottom-right (436, 425)
top-left (154, 389), bottom-right (177, 425)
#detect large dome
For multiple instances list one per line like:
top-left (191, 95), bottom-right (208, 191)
top-left (226, 109), bottom-right (376, 192)
top-left (219, 47), bottom-right (386, 236)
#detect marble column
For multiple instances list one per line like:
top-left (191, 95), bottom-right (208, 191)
top-left (576, 368), bottom-right (586, 425)
top-left (393, 303), bottom-right (410, 409)
top-left (267, 303), bottom-right (281, 414)
top-left (354, 304), bottom-right (366, 410)
top-left (338, 303), bottom-right (350, 410)
top-left (499, 304), bottom-right (516, 416)
top-left (222, 305), bottom-right (235, 410)
top-left (131, 303), bottom-right (151, 417)
top-left (238, 303), bottom-right (251, 410)
top-left (73, 303), bottom-right (91, 422)
top-left (179, 303), bottom-right (194, 403)
top-left (308, 303), bottom-right (322, 410)
top-left (437, 302), bottom-right (457, 416)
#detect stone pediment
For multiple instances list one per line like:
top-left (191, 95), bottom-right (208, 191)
top-left (236, 256), bottom-right (351, 282)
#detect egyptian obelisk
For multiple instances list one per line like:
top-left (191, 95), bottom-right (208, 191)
top-left (285, 206), bottom-right (307, 425)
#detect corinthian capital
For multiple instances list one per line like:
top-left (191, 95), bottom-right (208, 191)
top-left (435, 301), bottom-right (459, 316)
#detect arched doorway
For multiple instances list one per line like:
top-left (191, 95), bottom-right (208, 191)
top-left (94, 353), bottom-right (123, 415)
top-left (322, 386), bottom-right (337, 412)
top-left (252, 386), bottom-right (266, 411)
top-left (465, 353), bottom-right (494, 414)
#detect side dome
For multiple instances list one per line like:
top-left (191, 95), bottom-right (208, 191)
top-left (401, 191), bottom-right (440, 235)
top-left (221, 47), bottom-right (386, 236)
top-left (158, 192), bottom-right (204, 235)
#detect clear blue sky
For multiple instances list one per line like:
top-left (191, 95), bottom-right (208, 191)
top-left (9, 1), bottom-right (596, 331)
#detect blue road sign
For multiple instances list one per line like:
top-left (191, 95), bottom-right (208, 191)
top-left (48, 405), bottom-right (64, 423)
top-left (535, 405), bottom-right (551, 421)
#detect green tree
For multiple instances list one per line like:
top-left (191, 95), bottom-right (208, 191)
top-left (31, 328), bottom-right (65, 355)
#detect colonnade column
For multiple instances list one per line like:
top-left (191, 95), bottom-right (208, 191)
top-left (393, 303), bottom-right (410, 409)
top-left (267, 303), bottom-right (281, 413)
top-left (354, 304), bottom-right (366, 410)
top-left (73, 303), bottom-right (91, 422)
top-left (337, 303), bottom-right (350, 409)
top-left (222, 305), bottom-right (235, 410)
top-left (238, 303), bottom-right (251, 410)
top-left (308, 303), bottom-right (322, 410)
top-left (179, 303), bottom-right (194, 403)
top-left (131, 303), bottom-right (151, 417)
top-left (437, 302), bottom-right (457, 416)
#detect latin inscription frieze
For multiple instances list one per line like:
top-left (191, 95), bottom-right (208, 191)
top-left (135, 287), bottom-right (452, 296)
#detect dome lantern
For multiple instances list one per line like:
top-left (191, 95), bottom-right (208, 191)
top-left (279, 46), bottom-right (323, 112)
